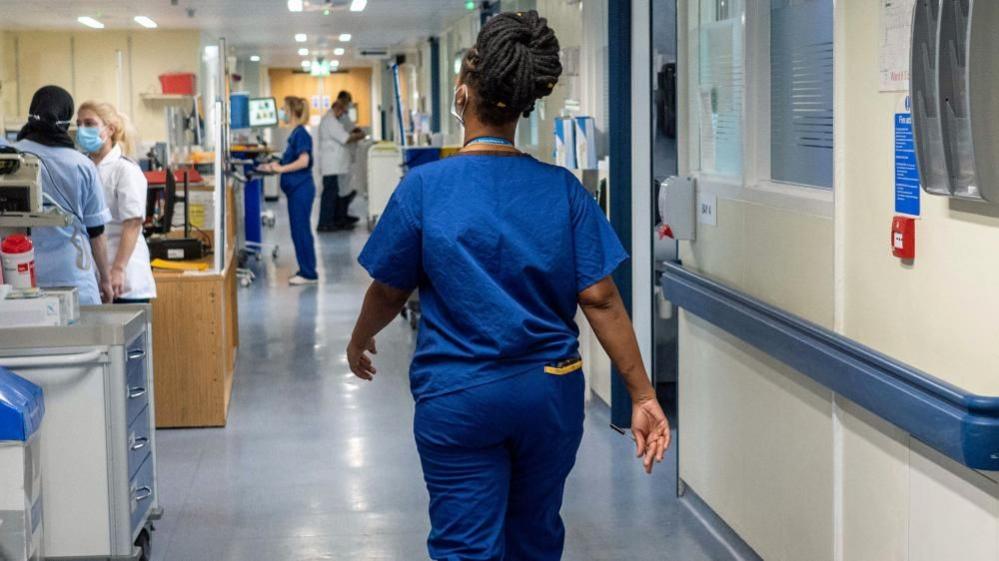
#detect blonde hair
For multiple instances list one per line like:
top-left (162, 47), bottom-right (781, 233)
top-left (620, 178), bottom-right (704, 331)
top-left (78, 101), bottom-right (138, 156)
top-left (284, 96), bottom-right (309, 123)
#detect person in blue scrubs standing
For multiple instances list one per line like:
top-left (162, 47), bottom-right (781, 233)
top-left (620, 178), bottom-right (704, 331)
top-left (260, 96), bottom-right (318, 285)
top-left (14, 85), bottom-right (113, 305)
top-left (348, 11), bottom-right (671, 561)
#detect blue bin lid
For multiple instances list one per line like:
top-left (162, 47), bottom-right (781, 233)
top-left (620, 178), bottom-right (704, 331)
top-left (0, 367), bottom-right (44, 442)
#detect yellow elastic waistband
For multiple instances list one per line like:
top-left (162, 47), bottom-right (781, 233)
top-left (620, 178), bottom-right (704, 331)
top-left (544, 359), bottom-right (583, 376)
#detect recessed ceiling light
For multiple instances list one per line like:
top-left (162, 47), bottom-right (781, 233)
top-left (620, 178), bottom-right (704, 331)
top-left (349, 0), bottom-right (367, 11)
top-left (77, 16), bottom-right (104, 29)
top-left (301, 60), bottom-right (312, 67)
top-left (298, 48), bottom-right (310, 56)
top-left (287, 0), bottom-right (304, 12)
top-left (333, 47), bottom-right (345, 56)
top-left (339, 33), bottom-right (352, 42)
top-left (330, 59), bottom-right (341, 66)
top-left (250, 55), bottom-right (261, 62)
top-left (295, 33), bottom-right (308, 42)
top-left (134, 16), bottom-right (157, 28)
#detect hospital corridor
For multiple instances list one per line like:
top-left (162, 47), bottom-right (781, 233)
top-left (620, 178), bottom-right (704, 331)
top-left (146, 213), bottom-right (732, 561)
top-left (1, 1), bottom-right (999, 561)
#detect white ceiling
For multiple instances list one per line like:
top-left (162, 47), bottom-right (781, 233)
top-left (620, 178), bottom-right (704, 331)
top-left (0, 0), bottom-right (475, 67)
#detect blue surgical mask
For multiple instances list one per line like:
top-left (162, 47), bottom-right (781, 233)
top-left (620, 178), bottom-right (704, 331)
top-left (76, 126), bottom-right (104, 154)
top-left (278, 109), bottom-right (288, 123)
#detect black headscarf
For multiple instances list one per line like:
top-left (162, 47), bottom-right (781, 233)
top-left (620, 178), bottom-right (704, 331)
top-left (17, 85), bottom-right (76, 149)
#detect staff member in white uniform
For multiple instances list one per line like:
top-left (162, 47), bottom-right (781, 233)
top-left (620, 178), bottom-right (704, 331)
top-left (316, 91), bottom-right (365, 231)
top-left (15, 85), bottom-right (113, 305)
top-left (76, 101), bottom-right (156, 303)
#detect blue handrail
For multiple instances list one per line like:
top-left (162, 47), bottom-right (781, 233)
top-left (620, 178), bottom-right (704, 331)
top-left (661, 262), bottom-right (999, 470)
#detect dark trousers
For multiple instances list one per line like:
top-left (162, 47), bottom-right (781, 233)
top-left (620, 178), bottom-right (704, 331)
top-left (414, 369), bottom-right (584, 561)
top-left (319, 174), bottom-right (340, 228)
top-left (283, 182), bottom-right (318, 280)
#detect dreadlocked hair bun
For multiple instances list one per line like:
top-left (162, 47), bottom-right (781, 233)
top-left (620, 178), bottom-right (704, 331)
top-left (463, 10), bottom-right (562, 125)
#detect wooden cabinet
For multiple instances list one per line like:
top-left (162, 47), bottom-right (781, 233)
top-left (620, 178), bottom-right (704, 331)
top-left (150, 254), bottom-right (239, 427)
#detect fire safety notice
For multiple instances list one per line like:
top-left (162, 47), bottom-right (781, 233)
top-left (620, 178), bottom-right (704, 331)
top-left (895, 109), bottom-right (921, 216)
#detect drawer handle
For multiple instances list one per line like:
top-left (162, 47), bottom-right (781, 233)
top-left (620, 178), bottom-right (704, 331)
top-left (133, 486), bottom-right (152, 502)
top-left (128, 387), bottom-right (147, 399)
top-left (131, 437), bottom-right (149, 451)
top-left (128, 349), bottom-right (146, 361)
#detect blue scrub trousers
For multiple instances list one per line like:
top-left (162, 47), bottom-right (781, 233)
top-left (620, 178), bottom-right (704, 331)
top-left (414, 369), bottom-right (585, 561)
top-left (282, 181), bottom-right (318, 280)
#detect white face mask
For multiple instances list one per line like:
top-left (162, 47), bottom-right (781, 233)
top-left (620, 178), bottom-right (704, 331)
top-left (450, 85), bottom-right (468, 127)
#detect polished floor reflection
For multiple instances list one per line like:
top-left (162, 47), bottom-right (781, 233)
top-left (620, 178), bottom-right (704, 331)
top-left (149, 201), bottom-right (736, 560)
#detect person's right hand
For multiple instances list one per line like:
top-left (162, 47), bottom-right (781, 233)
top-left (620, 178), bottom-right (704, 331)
top-left (631, 396), bottom-right (671, 474)
top-left (346, 338), bottom-right (378, 381)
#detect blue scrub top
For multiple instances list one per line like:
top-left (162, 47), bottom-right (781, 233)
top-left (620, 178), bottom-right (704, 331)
top-left (14, 139), bottom-right (111, 305)
top-left (280, 125), bottom-right (313, 191)
top-left (359, 153), bottom-right (628, 401)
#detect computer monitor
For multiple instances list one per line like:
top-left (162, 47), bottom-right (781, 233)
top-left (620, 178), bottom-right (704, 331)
top-left (248, 97), bottom-right (278, 128)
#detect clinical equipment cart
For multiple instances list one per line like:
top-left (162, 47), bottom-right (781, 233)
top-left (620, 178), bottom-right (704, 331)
top-left (0, 306), bottom-right (160, 561)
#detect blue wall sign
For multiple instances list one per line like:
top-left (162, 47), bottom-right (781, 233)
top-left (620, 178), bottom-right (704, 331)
top-left (895, 112), bottom-right (921, 216)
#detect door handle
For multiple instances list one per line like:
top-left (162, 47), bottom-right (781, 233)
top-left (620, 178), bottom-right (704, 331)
top-left (133, 486), bottom-right (153, 502)
top-left (128, 387), bottom-right (147, 399)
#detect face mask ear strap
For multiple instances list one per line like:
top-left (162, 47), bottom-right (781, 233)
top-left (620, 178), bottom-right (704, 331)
top-left (451, 85), bottom-right (469, 126)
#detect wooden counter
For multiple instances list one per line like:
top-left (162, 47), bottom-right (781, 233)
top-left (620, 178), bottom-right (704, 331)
top-left (150, 182), bottom-right (240, 428)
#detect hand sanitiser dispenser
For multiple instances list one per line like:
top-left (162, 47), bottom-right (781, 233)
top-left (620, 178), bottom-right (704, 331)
top-left (911, 0), bottom-right (999, 202)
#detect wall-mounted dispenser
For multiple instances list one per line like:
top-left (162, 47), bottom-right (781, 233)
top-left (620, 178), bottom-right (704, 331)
top-left (911, 0), bottom-right (999, 202)
top-left (656, 176), bottom-right (696, 242)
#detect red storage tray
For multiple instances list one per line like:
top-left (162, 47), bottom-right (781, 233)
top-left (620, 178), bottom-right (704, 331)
top-left (158, 73), bottom-right (196, 96)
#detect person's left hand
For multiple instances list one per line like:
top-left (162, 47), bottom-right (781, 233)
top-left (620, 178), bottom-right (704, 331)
top-left (110, 267), bottom-right (126, 298)
top-left (99, 280), bottom-right (114, 304)
top-left (347, 338), bottom-right (378, 381)
top-left (257, 162), bottom-right (278, 174)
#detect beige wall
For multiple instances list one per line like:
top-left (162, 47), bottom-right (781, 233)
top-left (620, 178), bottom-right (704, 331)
top-left (840, 6), bottom-right (999, 397)
top-left (0, 29), bottom-right (200, 146)
top-left (676, 0), bottom-right (999, 559)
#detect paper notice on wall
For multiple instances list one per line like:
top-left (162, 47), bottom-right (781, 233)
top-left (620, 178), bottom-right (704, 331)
top-left (698, 88), bottom-right (716, 172)
top-left (880, 0), bottom-right (916, 92)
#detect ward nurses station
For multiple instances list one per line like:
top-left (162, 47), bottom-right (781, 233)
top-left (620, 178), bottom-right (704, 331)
top-left (0, 1), bottom-right (998, 560)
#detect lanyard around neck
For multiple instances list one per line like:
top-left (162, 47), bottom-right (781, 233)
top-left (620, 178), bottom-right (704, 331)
top-left (464, 136), bottom-right (515, 147)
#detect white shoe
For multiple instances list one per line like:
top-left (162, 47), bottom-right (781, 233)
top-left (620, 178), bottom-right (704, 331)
top-left (288, 275), bottom-right (318, 286)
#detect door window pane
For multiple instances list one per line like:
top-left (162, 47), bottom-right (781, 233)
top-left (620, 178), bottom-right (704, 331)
top-left (697, 0), bottom-right (744, 176)
top-left (770, 0), bottom-right (834, 187)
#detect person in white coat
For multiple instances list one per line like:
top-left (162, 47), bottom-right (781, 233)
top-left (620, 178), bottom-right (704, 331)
top-left (316, 90), bottom-right (365, 231)
top-left (76, 101), bottom-right (156, 303)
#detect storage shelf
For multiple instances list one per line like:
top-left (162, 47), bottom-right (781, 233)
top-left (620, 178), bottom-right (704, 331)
top-left (140, 94), bottom-right (194, 102)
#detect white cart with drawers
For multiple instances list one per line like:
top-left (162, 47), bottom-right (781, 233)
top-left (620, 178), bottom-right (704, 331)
top-left (0, 306), bottom-right (160, 561)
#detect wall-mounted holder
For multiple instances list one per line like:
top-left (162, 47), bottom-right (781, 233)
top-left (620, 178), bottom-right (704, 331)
top-left (656, 175), bottom-right (696, 241)
top-left (911, 0), bottom-right (999, 202)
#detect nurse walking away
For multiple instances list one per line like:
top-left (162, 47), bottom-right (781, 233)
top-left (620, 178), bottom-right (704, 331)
top-left (348, 11), bottom-right (670, 561)
top-left (77, 101), bottom-right (156, 304)
top-left (14, 85), bottom-right (113, 305)
top-left (259, 97), bottom-right (318, 286)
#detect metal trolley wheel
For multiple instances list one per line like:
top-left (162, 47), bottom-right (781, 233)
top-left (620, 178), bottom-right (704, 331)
top-left (134, 529), bottom-right (151, 561)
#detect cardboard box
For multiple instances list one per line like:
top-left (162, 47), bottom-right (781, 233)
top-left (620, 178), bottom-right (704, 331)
top-left (554, 117), bottom-right (577, 169)
top-left (0, 296), bottom-right (62, 328)
top-left (575, 116), bottom-right (598, 170)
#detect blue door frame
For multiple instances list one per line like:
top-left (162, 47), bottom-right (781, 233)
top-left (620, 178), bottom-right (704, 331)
top-left (608, 0), bottom-right (634, 428)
